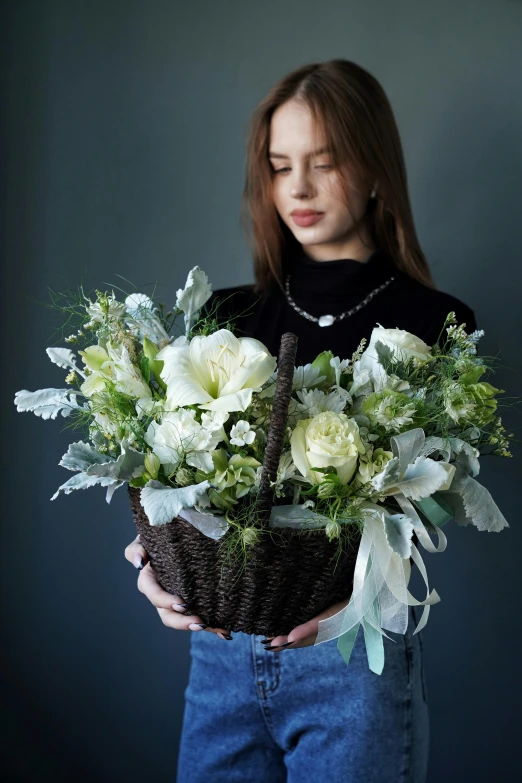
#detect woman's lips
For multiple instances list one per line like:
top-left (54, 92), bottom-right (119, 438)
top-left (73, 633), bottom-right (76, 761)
top-left (291, 212), bottom-right (325, 227)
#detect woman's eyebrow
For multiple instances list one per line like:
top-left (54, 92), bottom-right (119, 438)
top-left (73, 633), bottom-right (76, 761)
top-left (268, 146), bottom-right (332, 160)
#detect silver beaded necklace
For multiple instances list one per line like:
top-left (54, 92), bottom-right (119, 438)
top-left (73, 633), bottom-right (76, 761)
top-left (284, 272), bottom-right (396, 327)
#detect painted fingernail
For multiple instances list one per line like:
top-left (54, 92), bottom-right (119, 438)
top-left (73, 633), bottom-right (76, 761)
top-left (133, 554), bottom-right (144, 570)
top-left (188, 623), bottom-right (207, 631)
top-left (172, 603), bottom-right (188, 612)
top-left (221, 634), bottom-right (233, 640)
top-left (260, 639), bottom-right (273, 644)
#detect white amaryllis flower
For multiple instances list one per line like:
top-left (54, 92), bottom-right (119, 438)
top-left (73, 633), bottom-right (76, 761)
top-left (230, 420), bottom-right (256, 446)
top-left (145, 408), bottom-right (224, 474)
top-left (290, 411), bottom-right (366, 486)
top-left (156, 329), bottom-right (277, 413)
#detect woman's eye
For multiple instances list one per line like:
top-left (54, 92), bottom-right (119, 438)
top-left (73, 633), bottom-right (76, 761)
top-left (273, 165), bottom-right (332, 174)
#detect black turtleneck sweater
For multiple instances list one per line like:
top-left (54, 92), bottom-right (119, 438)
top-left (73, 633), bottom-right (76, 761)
top-left (203, 245), bottom-right (477, 366)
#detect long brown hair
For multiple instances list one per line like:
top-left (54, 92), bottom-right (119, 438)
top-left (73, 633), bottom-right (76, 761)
top-left (239, 59), bottom-right (436, 297)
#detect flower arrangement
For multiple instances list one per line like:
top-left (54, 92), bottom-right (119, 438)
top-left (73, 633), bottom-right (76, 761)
top-left (14, 266), bottom-right (514, 673)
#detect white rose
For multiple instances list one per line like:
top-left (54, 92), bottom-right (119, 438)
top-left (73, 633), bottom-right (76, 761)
top-left (364, 324), bottom-right (432, 363)
top-left (290, 411), bottom-right (366, 485)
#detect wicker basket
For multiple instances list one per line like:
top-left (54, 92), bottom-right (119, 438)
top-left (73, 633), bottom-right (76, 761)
top-left (128, 332), bottom-right (360, 637)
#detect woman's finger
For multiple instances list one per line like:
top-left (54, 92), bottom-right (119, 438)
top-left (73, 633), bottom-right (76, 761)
top-left (137, 563), bottom-right (233, 640)
top-left (156, 607), bottom-right (233, 639)
top-left (137, 562), bottom-right (185, 609)
top-left (124, 534), bottom-right (149, 569)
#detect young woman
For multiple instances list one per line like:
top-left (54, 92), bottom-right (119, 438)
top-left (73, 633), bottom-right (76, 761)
top-left (125, 59), bottom-right (477, 782)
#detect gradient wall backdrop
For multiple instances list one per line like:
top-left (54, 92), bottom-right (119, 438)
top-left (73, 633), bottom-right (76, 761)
top-left (2, 1), bottom-right (521, 780)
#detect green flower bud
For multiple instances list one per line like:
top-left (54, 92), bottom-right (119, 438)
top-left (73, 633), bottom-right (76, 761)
top-left (143, 336), bottom-right (167, 390)
top-left (317, 481), bottom-right (336, 498)
top-left (325, 520), bottom-right (341, 541)
top-left (242, 527), bottom-right (259, 546)
top-left (175, 467), bottom-right (193, 486)
top-left (144, 452), bottom-right (161, 480)
top-left (142, 336), bottom-right (159, 361)
top-left (311, 350), bottom-right (336, 386)
top-left (129, 474), bottom-right (150, 488)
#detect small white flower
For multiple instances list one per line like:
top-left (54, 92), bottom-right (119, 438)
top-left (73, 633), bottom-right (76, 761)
top-left (294, 388), bottom-right (347, 417)
top-left (86, 294), bottom-right (125, 323)
top-left (230, 420), bottom-right (256, 446)
top-left (201, 410), bottom-right (230, 431)
top-left (373, 393), bottom-right (417, 431)
top-left (329, 356), bottom-right (351, 386)
top-left (267, 450), bottom-right (298, 497)
top-left (292, 363), bottom-right (326, 391)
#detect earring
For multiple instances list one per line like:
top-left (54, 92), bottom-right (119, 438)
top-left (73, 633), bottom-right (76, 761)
top-left (370, 189), bottom-right (377, 199)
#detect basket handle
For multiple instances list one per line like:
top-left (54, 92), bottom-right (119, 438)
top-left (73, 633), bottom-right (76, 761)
top-left (254, 331), bottom-right (298, 526)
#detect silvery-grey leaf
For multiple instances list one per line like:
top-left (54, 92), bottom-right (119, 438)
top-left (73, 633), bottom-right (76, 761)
top-left (186, 450), bottom-right (214, 473)
top-left (269, 503), bottom-right (328, 529)
top-left (106, 481), bottom-right (124, 503)
top-left (438, 467), bottom-right (509, 532)
top-left (46, 347), bottom-right (76, 368)
top-left (371, 455), bottom-right (402, 491)
top-left (389, 428), bottom-right (426, 476)
top-left (86, 439), bottom-right (146, 481)
top-left (422, 435), bottom-right (480, 477)
top-left (51, 472), bottom-right (120, 501)
top-left (383, 513), bottom-right (414, 558)
top-left (59, 441), bottom-right (111, 472)
top-left (178, 507), bottom-right (229, 540)
top-left (373, 456), bottom-right (451, 501)
top-left (421, 436), bottom-right (452, 462)
top-left (14, 388), bottom-right (84, 420)
top-left (46, 347), bottom-right (84, 377)
top-left (140, 479), bottom-right (212, 526)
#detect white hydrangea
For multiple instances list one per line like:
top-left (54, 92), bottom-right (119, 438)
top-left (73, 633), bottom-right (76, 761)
top-left (145, 408), bottom-right (224, 474)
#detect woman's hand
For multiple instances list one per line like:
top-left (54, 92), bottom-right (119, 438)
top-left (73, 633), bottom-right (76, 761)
top-left (124, 534), bottom-right (233, 641)
top-left (262, 595), bottom-right (352, 651)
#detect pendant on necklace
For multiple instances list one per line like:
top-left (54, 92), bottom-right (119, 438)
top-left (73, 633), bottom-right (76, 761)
top-left (318, 314), bottom-right (335, 327)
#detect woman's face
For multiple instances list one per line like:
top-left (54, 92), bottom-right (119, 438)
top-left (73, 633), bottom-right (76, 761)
top-left (269, 99), bottom-right (376, 262)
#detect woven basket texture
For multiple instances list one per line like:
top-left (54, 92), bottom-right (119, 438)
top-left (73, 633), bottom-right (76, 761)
top-left (129, 485), bottom-right (359, 636)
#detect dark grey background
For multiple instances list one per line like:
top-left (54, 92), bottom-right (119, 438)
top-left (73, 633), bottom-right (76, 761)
top-left (2, 1), bottom-right (521, 781)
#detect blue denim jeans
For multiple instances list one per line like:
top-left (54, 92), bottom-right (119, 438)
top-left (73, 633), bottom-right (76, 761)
top-left (177, 604), bottom-right (429, 782)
